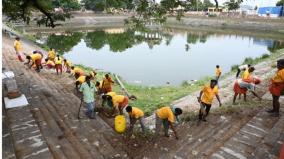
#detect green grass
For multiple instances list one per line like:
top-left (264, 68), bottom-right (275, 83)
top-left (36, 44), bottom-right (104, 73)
top-left (122, 77), bottom-right (212, 116)
top-left (230, 51), bottom-right (283, 71)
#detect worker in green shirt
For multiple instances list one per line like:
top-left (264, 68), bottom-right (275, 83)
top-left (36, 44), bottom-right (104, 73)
top-left (79, 76), bottom-right (97, 119)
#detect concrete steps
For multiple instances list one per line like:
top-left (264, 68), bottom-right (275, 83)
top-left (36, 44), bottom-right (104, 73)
top-left (210, 108), bottom-right (284, 159)
top-left (2, 37), bottom-right (128, 158)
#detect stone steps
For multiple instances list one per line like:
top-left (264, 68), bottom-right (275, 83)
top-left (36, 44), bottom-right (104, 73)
top-left (2, 38), bottom-right (127, 158)
top-left (210, 108), bottom-right (284, 159)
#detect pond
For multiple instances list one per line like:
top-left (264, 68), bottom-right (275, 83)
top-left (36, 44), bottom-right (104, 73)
top-left (36, 28), bottom-right (284, 86)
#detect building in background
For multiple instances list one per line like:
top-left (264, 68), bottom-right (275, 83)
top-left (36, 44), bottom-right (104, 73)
top-left (258, 6), bottom-right (283, 17)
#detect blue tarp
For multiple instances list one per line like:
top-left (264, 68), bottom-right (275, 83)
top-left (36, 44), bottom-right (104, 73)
top-left (258, 6), bottom-right (283, 16)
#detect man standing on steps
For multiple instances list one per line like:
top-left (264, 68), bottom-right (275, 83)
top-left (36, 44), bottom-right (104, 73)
top-left (14, 37), bottom-right (24, 62)
top-left (268, 59), bottom-right (284, 117)
top-left (55, 55), bottom-right (63, 75)
top-left (155, 106), bottom-right (183, 140)
top-left (79, 76), bottom-right (97, 119)
top-left (198, 79), bottom-right (222, 122)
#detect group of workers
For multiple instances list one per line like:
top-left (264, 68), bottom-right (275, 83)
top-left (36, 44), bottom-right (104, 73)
top-left (215, 60), bottom-right (284, 117)
top-left (14, 36), bottom-right (284, 140)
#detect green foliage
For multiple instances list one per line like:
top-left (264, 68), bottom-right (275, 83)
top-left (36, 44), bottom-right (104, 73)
top-left (106, 30), bottom-right (136, 52)
top-left (261, 54), bottom-right (270, 59)
top-left (82, 0), bottom-right (134, 12)
top-left (224, 0), bottom-right (243, 11)
top-left (85, 31), bottom-right (106, 50)
top-left (268, 41), bottom-right (284, 53)
top-left (3, 0), bottom-right (73, 28)
top-left (276, 0), bottom-right (284, 6)
top-left (244, 57), bottom-right (254, 64)
top-left (82, 0), bottom-right (105, 11)
top-left (46, 32), bottom-right (84, 54)
top-left (52, 0), bottom-right (81, 11)
top-left (231, 64), bottom-right (239, 71)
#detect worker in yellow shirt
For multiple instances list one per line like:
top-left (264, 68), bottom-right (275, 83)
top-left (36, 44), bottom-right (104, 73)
top-left (75, 75), bottom-right (86, 90)
top-left (47, 48), bottom-right (56, 62)
top-left (126, 106), bottom-right (146, 135)
top-left (215, 65), bottom-right (221, 81)
top-left (155, 106), bottom-right (182, 139)
top-left (101, 93), bottom-right (129, 115)
top-left (25, 53), bottom-right (43, 72)
top-left (54, 55), bottom-right (63, 75)
top-left (14, 37), bottom-right (24, 62)
top-left (268, 59), bottom-right (284, 117)
top-left (43, 58), bottom-right (55, 69)
top-left (63, 59), bottom-right (72, 73)
top-left (102, 74), bottom-right (115, 93)
top-left (198, 79), bottom-right (222, 122)
top-left (71, 66), bottom-right (85, 78)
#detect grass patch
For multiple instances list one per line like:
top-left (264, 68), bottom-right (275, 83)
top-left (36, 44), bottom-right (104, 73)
top-left (123, 77), bottom-right (212, 116)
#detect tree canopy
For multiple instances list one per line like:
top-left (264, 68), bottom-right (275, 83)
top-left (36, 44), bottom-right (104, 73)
top-left (224, 0), bottom-right (243, 11)
top-left (276, 0), bottom-right (284, 6)
top-left (3, 0), bottom-right (81, 28)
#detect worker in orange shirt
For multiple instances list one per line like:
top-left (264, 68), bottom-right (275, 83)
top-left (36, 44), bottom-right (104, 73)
top-left (155, 106), bottom-right (183, 140)
top-left (126, 106), bottom-right (146, 135)
top-left (198, 79), bottom-right (222, 122)
top-left (102, 74), bottom-right (115, 93)
top-left (14, 37), bottom-right (24, 62)
top-left (268, 59), bottom-right (284, 117)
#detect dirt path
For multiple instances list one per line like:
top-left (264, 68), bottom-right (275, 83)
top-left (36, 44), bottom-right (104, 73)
top-left (2, 33), bottom-right (284, 159)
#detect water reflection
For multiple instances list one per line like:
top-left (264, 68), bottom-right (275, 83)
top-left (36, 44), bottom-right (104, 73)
top-left (46, 32), bottom-right (84, 54)
top-left (36, 28), bottom-right (284, 86)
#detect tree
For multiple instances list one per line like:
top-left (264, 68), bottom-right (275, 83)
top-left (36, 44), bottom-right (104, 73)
top-left (52, 0), bottom-right (81, 11)
top-left (82, 0), bottom-right (105, 11)
top-left (276, 0), bottom-right (284, 6)
top-left (225, 0), bottom-right (243, 11)
top-left (3, 0), bottom-right (75, 28)
top-left (202, 0), bottom-right (214, 11)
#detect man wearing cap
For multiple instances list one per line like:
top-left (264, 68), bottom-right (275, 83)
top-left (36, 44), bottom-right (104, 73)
top-left (155, 106), bottom-right (183, 140)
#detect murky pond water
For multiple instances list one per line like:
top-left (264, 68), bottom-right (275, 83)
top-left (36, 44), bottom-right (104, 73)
top-left (36, 28), bottom-right (284, 86)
